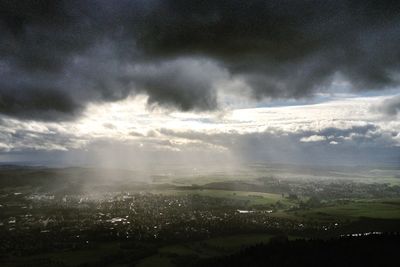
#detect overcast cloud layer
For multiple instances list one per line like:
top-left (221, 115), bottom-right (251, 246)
top-left (1, 0), bottom-right (400, 120)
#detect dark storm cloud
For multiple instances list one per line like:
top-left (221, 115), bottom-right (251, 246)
top-left (130, 58), bottom-right (223, 110)
top-left (139, 0), bottom-right (400, 94)
top-left (1, 0), bottom-right (400, 120)
top-left (0, 85), bottom-right (81, 120)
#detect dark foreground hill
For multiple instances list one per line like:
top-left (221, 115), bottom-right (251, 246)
top-left (194, 234), bottom-right (399, 267)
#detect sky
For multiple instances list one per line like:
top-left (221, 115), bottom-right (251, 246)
top-left (0, 0), bottom-right (399, 167)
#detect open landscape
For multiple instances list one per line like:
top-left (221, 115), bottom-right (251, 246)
top-left (1, 1), bottom-right (400, 266)
top-left (1, 164), bottom-right (399, 266)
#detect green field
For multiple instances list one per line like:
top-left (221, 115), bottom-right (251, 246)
top-left (151, 188), bottom-right (290, 206)
top-left (294, 199), bottom-right (400, 221)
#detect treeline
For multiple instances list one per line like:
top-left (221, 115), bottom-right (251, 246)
top-left (193, 234), bottom-right (400, 267)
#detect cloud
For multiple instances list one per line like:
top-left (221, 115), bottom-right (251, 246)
top-left (1, 0), bottom-right (400, 121)
top-left (128, 58), bottom-right (225, 111)
top-left (137, 0), bottom-right (400, 95)
top-left (378, 95), bottom-right (400, 116)
top-left (157, 126), bottom-right (400, 166)
top-left (300, 135), bottom-right (326, 143)
top-left (0, 94), bottom-right (399, 166)
top-left (0, 85), bottom-right (81, 121)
